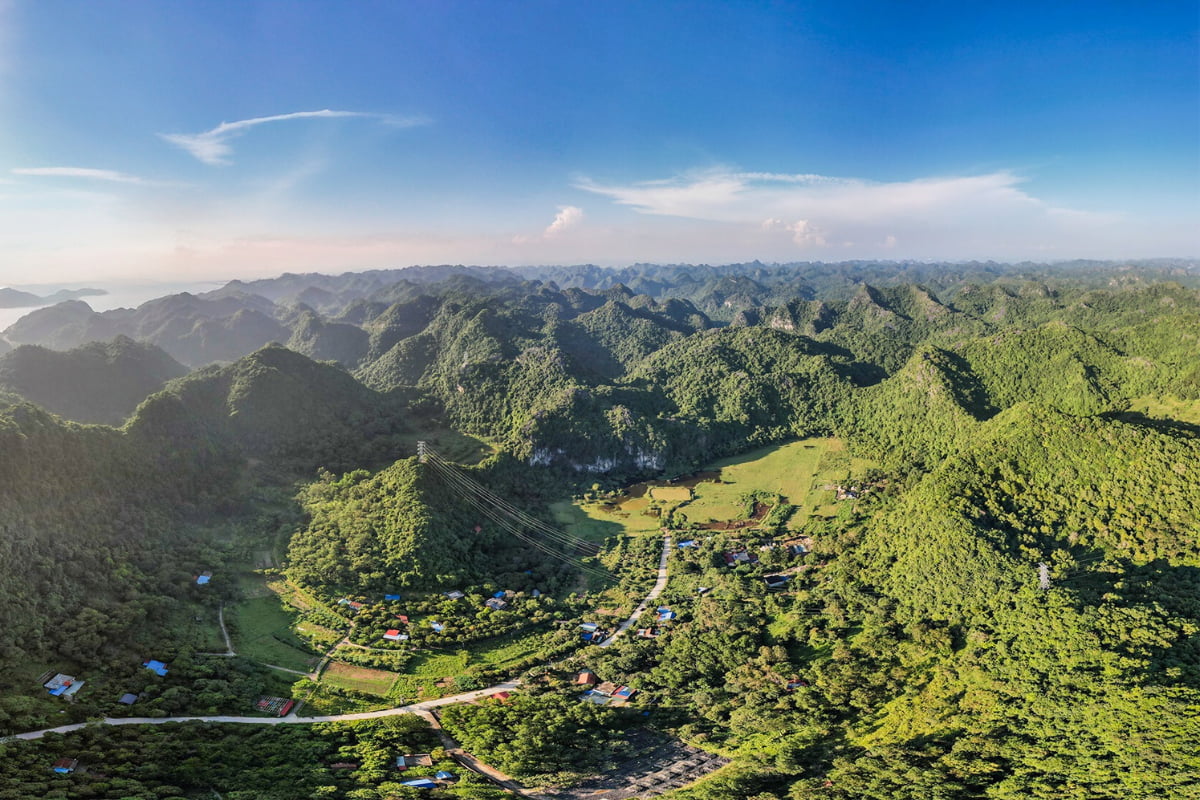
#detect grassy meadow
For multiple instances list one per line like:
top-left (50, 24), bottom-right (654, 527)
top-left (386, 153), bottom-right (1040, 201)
top-left (560, 437), bottom-right (876, 538)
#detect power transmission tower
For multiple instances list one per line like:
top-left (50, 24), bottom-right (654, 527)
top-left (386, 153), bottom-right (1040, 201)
top-left (1038, 562), bottom-right (1051, 590)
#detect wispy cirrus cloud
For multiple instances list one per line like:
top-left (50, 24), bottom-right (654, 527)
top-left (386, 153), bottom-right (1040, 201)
top-left (160, 109), bottom-right (430, 165)
top-left (576, 167), bottom-right (1120, 254)
top-left (12, 166), bottom-right (149, 184)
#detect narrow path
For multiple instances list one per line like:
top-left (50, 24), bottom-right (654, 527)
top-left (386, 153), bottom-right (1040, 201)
top-left (217, 604), bottom-right (233, 654)
top-left (258, 663), bottom-right (311, 677)
top-left (4, 681), bottom-right (522, 741)
top-left (197, 604), bottom-right (236, 657)
top-left (599, 534), bottom-right (671, 648)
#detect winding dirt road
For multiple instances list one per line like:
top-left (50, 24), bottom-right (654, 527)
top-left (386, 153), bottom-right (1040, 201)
top-left (600, 534), bottom-right (671, 647)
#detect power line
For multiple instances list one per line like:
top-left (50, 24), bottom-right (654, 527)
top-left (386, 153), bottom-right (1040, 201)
top-left (419, 446), bottom-right (612, 579)
top-left (423, 448), bottom-right (599, 553)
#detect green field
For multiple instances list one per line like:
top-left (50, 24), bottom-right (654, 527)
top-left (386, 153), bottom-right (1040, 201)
top-left (390, 650), bottom-right (472, 701)
top-left (165, 604), bottom-right (228, 653)
top-left (467, 626), bottom-right (554, 670)
top-left (559, 437), bottom-right (875, 537)
top-left (229, 595), bottom-right (321, 672)
top-left (684, 439), bottom-right (833, 524)
top-left (294, 620), bottom-right (343, 647)
top-left (649, 485), bottom-right (693, 503)
top-left (553, 495), bottom-right (664, 542)
top-left (322, 661), bottom-right (398, 696)
top-left (1126, 395), bottom-right (1200, 425)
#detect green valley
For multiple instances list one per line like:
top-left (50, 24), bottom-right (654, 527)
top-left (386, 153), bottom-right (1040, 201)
top-left (0, 262), bottom-right (1197, 799)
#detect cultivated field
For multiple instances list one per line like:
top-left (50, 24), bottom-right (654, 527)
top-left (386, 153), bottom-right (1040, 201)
top-left (322, 661), bottom-right (398, 696)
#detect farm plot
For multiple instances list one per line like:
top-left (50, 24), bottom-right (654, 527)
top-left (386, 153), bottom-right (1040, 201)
top-left (322, 662), bottom-right (398, 696)
top-left (229, 595), bottom-right (320, 673)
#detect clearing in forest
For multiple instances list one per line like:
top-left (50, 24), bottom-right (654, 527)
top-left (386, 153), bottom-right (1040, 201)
top-left (562, 437), bottom-right (875, 538)
top-left (1125, 395), bottom-right (1200, 426)
top-left (228, 594), bottom-right (321, 672)
top-left (322, 662), bottom-right (398, 696)
top-left (390, 651), bottom-right (472, 700)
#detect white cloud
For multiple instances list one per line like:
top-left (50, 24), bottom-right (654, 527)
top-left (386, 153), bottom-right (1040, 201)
top-left (514, 205), bottom-right (585, 244)
top-left (786, 219), bottom-right (826, 247)
top-left (160, 109), bottom-right (429, 165)
top-left (576, 167), bottom-right (1131, 258)
top-left (13, 166), bottom-right (148, 184)
top-left (544, 205), bottom-right (583, 237)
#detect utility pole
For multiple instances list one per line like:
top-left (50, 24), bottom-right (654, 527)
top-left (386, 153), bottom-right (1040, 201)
top-left (1038, 562), bottom-right (1051, 590)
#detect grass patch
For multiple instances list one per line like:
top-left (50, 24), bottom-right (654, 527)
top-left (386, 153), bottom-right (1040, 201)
top-left (296, 683), bottom-right (392, 716)
top-left (683, 440), bottom-right (831, 524)
top-left (229, 595), bottom-right (320, 672)
top-left (649, 486), bottom-right (692, 503)
top-left (266, 578), bottom-right (313, 612)
top-left (1126, 395), bottom-right (1200, 425)
top-left (390, 650), bottom-right (472, 702)
top-left (672, 437), bottom-right (876, 528)
top-left (466, 626), bottom-right (553, 671)
top-left (322, 662), bottom-right (398, 696)
top-left (559, 437), bottom-right (877, 538)
top-left (553, 497), bottom-right (663, 543)
top-left (408, 424), bottom-right (494, 464)
top-left (294, 621), bottom-right (342, 647)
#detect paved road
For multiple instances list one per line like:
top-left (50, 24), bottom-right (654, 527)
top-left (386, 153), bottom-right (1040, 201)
top-left (600, 534), bottom-right (671, 648)
top-left (5, 681), bottom-right (522, 741)
top-left (10, 536), bottom-right (674, 739)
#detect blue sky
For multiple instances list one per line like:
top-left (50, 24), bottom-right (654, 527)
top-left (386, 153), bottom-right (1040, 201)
top-left (0, 0), bottom-right (1196, 283)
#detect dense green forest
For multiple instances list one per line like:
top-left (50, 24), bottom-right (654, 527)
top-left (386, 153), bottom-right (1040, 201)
top-left (0, 261), bottom-right (1197, 798)
top-left (0, 336), bottom-right (187, 425)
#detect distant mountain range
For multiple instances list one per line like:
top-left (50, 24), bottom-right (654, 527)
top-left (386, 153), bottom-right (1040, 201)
top-left (0, 286), bottom-right (107, 309)
top-left (4, 261), bottom-right (1197, 373)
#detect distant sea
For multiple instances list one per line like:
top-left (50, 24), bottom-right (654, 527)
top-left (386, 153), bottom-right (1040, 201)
top-left (0, 279), bottom-right (229, 333)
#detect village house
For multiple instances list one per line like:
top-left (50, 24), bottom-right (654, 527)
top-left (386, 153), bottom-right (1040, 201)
top-left (43, 673), bottom-right (84, 698)
top-left (51, 758), bottom-right (78, 774)
top-left (143, 659), bottom-right (169, 676)
top-left (397, 753), bottom-right (434, 770)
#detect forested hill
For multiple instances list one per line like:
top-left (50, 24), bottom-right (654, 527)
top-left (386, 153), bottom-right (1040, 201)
top-left (809, 405), bottom-right (1200, 797)
top-left (4, 261), bottom-right (1197, 372)
top-left (0, 342), bottom-right (417, 698)
top-left (128, 343), bottom-right (413, 474)
top-left (0, 267), bottom-right (1197, 797)
top-left (0, 336), bottom-right (187, 425)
